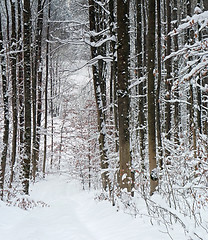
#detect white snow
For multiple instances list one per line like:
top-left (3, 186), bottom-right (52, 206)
top-left (0, 174), bottom-right (179, 240)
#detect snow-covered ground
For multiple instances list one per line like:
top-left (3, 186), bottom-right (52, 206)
top-left (0, 174), bottom-right (180, 240)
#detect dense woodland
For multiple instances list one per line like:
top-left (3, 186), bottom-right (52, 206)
top-left (0, 0), bottom-right (208, 238)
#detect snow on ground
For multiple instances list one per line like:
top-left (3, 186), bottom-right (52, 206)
top-left (0, 174), bottom-right (190, 240)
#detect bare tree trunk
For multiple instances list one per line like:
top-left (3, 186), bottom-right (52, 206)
top-left (189, 83), bottom-right (197, 158)
top-left (16, 0), bottom-right (24, 176)
top-left (109, 0), bottom-right (119, 153)
top-left (88, 0), bottom-right (110, 191)
top-left (23, 0), bottom-right (32, 194)
top-left (173, 0), bottom-right (180, 145)
top-left (0, 13), bottom-right (9, 200)
top-left (142, 0), bottom-right (147, 74)
top-left (117, 0), bottom-right (132, 192)
top-left (186, 0), bottom-right (197, 158)
top-left (9, 0), bottom-right (18, 189)
top-left (43, 0), bottom-right (51, 178)
top-left (136, 0), bottom-right (145, 168)
top-left (32, 0), bottom-right (44, 181)
top-left (165, 0), bottom-right (172, 146)
top-left (50, 53), bottom-right (54, 168)
top-left (156, 0), bottom-right (163, 168)
top-left (147, 0), bottom-right (158, 195)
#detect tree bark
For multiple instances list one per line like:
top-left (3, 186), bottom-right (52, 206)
top-left (173, 0), bottom-right (180, 145)
top-left (43, 0), bottom-right (51, 178)
top-left (156, 0), bottom-right (163, 168)
top-left (17, 0), bottom-right (24, 174)
top-left (0, 13), bottom-right (9, 200)
top-left (147, 0), bottom-right (158, 195)
top-left (9, 0), bottom-right (18, 189)
top-left (23, 0), bottom-right (32, 194)
top-left (136, 0), bottom-right (145, 168)
top-left (88, 0), bottom-right (110, 191)
top-left (109, 0), bottom-right (119, 153)
top-left (32, 0), bottom-right (44, 181)
top-left (165, 0), bottom-right (172, 145)
top-left (117, 0), bottom-right (132, 192)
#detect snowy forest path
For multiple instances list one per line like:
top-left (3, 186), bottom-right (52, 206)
top-left (10, 174), bottom-right (98, 240)
top-left (0, 174), bottom-right (169, 240)
top-left (30, 174), bottom-right (98, 240)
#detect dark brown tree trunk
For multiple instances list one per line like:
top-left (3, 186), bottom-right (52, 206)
top-left (117, 0), bottom-right (132, 192)
top-left (136, 0), bottom-right (145, 168)
top-left (147, 0), bottom-right (158, 195)
top-left (43, 0), bottom-right (51, 178)
top-left (4, 0), bottom-right (10, 43)
top-left (23, 0), bottom-right (32, 194)
top-left (88, 0), bottom-right (110, 191)
top-left (109, 0), bottom-right (119, 153)
top-left (0, 13), bottom-right (9, 200)
top-left (165, 0), bottom-right (172, 145)
top-left (173, 0), bottom-right (180, 145)
top-left (50, 52), bottom-right (54, 168)
top-left (156, 0), bottom-right (163, 168)
top-left (17, 0), bottom-right (24, 169)
top-left (186, 0), bottom-right (197, 158)
top-left (9, 0), bottom-right (18, 189)
top-left (189, 83), bottom-right (197, 158)
top-left (109, 0), bottom-right (115, 115)
top-left (32, 0), bottom-right (44, 181)
top-left (142, 0), bottom-right (147, 73)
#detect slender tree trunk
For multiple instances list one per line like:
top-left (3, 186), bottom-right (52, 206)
top-left (189, 83), bottom-right (197, 158)
top-left (147, 0), bottom-right (158, 195)
top-left (173, 0), bottom-right (180, 145)
top-left (50, 54), bottom-right (54, 168)
top-left (17, 0), bottom-right (24, 170)
top-left (196, 78), bottom-right (202, 134)
top-left (43, 0), bottom-right (51, 177)
top-left (32, 0), bottom-right (44, 181)
top-left (165, 0), bottom-right (172, 145)
top-left (156, 0), bottom-right (163, 168)
top-left (202, 1), bottom-right (208, 149)
top-left (136, 0), bottom-right (145, 168)
top-left (109, 0), bottom-right (119, 153)
top-left (186, 0), bottom-right (197, 157)
top-left (9, 0), bottom-right (18, 189)
top-left (109, 0), bottom-right (115, 115)
top-left (4, 0), bottom-right (10, 43)
top-left (23, 0), bottom-right (32, 194)
top-left (0, 14), bottom-right (9, 200)
top-left (142, 0), bottom-right (147, 74)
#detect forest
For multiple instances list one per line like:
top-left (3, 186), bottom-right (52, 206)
top-left (0, 0), bottom-right (207, 239)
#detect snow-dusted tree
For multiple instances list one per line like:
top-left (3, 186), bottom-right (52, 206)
top-left (164, 0), bottom-right (172, 149)
top-left (0, 13), bottom-right (9, 199)
top-left (9, 0), bottom-right (18, 188)
top-left (136, 0), bottom-right (146, 167)
top-left (22, 0), bottom-right (32, 194)
top-left (43, 0), bottom-right (51, 178)
top-left (117, 0), bottom-right (132, 193)
top-left (32, 0), bottom-right (45, 181)
top-left (88, 0), bottom-right (110, 191)
top-left (156, 0), bottom-right (163, 167)
top-left (147, 0), bottom-right (158, 195)
top-left (17, 0), bottom-right (24, 180)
